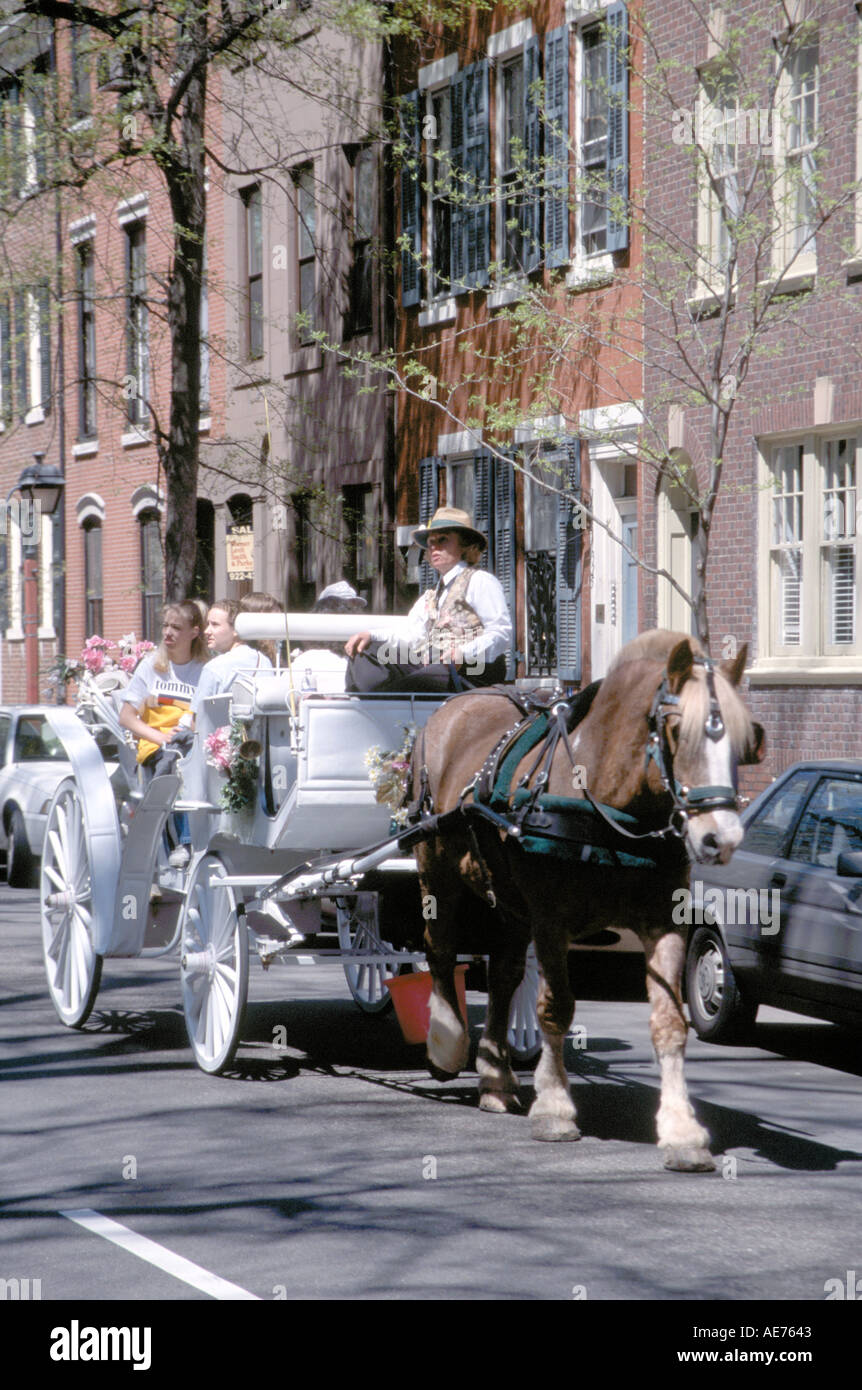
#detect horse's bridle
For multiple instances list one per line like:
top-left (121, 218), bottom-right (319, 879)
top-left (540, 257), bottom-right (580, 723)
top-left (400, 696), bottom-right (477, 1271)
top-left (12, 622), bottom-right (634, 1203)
top-left (644, 655), bottom-right (741, 838)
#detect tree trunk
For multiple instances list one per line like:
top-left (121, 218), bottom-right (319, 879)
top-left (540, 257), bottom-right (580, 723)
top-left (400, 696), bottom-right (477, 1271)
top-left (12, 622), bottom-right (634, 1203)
top-left (162, 51), bottom-right (207, 601)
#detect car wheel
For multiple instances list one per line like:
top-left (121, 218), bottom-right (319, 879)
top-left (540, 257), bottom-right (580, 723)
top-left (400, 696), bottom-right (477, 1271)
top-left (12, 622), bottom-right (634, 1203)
top-left (7, 807), bottom-right (36, 888)
top-left (685, 926), bottom-right (757, 1043)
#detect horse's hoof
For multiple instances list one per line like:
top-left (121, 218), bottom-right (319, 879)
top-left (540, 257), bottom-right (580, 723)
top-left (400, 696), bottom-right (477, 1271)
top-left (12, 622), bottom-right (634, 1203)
top-left (427, 1060), bottom-right (460, 1083)
top-left (662, 1146), bottom-right (716, 1173)
top-left (531, 1115), bottom-right (581, 1142)
top-left (479, 1090), bottom-right (522, 1114)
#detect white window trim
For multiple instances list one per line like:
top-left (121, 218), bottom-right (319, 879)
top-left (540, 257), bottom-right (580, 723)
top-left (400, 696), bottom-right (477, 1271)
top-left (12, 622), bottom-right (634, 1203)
top-left (770, 34), bottom-right (818, 285)
top-left (38, 509), bottom-right (54, 639)
top-left (117, 193), bottom-right (149, 227)
top-left (845, 5), bottom-right (862, 274)
top-left (6, 523), bottom-right (23, 639)
top-left (69, 215), bottom-right (96, 246)
top-left (72, 439), bottom-right (99, 457)
top-left (421, 57), bottom-right (458, 309)
top-left (437, 427), bottom-right (484, 457)
top-left (564, 12), bottom-right (619, 288)
top-left (690, 67), bottom-right (740, 306)
top-left (76, 492), bottom-right (106, 527)
top-left (752, 429), bottom-right (862, 679)
top-left (131, 483), bottom-right (164, 518)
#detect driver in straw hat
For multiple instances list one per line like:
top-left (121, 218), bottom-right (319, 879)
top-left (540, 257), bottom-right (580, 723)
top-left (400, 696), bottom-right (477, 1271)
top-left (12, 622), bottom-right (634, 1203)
top-left (345, 506), bottom-right (512, 692)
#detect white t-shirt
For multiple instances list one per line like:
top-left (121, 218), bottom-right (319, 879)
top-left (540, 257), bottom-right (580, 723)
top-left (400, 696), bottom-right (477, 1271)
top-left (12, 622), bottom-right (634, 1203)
top-left (122, 654), bottom-right (206, 713)
top-left (192, 644), bottom-right (272, 712)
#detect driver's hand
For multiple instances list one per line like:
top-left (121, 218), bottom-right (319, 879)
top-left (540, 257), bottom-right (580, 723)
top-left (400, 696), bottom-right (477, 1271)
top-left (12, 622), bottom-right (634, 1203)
top-left (345, 631), bottom-right (372, 658)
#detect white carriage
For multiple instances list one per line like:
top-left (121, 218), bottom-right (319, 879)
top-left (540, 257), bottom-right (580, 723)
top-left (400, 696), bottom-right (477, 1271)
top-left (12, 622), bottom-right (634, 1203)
top-left (38, 612), bottom-right (541, 1074)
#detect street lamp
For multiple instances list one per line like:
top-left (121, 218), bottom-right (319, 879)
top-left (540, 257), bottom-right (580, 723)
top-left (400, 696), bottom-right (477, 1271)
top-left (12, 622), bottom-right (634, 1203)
top-left (6, 453), bottom-right (65, 704)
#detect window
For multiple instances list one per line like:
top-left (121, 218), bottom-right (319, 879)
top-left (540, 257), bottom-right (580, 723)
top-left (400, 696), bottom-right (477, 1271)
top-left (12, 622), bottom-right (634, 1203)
top-left (76, 242), bottom-right (97, 438)
top-left (70, 23), bottom-right (92, 122)
top-left (760, 434), bottom-right (862, 665)
top-left (773, 33), bottom-right (819, 275)
top-left (140, 510), bottom-right (163, 642)
top-left (295, 165), bottom-right (317, 343)
top-left (83, 519), bottom-right (103, 635)
top-left (785, 38), bottom-right (818, 259)
top-left (346, 147), bottom-right (375, 338)
top-left (790, 776), bottom-right (862, 868)
top-left (342, 484), bottom-right (378, 586)
top-left (697, 70), bottom-right (740, 286)
top-left (9, 285), bottom-right (51, 423)
top-left (243, 185), bottom-right (263, 359)
top-left (126, 222), bottom-right (148, 426)
top-left (400, 7), bottom-right (628, 306)
top-left (1, 61), bottom-right (48, 196)
top-left (579, 10), bottom-right (628, 259)
top-left (0, 298), bottom-right (11, 425)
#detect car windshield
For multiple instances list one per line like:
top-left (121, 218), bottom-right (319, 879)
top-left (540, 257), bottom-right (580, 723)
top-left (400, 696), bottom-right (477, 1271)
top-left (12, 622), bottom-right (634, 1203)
top-left (742, 768), bottom-right (815, 857)
top-left (14, 716), bottom-right (66, 762)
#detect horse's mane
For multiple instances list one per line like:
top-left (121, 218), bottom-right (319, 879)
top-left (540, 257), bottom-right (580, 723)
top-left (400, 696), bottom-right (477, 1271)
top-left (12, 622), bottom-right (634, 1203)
top-left (609, 630), bottom-right (754, 758)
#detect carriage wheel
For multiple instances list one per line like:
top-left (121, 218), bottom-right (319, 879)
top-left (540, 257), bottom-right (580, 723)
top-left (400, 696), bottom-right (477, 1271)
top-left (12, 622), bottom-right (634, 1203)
top-left (336, 892), bottom-right (402, 1014)
top-left (41, 780), bottom-right (103, 1028)
top-left (507, 945), bottom-right (542, 1064)
top-left (180, 853), bottom-right (248, 1074)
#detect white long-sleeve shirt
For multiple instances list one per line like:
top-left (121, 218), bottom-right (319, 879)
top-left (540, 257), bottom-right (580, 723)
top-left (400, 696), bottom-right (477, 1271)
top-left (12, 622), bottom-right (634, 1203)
top-left (371, 562), bottom-right (512, 665)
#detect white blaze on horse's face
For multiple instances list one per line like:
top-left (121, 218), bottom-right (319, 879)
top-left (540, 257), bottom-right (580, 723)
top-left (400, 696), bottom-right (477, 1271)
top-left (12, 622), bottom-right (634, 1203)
top-left (684, 726), bottom-right (743, 865)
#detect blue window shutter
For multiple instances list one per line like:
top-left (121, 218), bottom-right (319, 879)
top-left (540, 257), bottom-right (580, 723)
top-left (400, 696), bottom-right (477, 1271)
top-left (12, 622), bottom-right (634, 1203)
top-left (472, 451), bottom-right (492, 571)
top-left (417, 455), bottom-right (440, 590)
top-left (522, 36), bottom-right (541, 273)
top-left (556, 439), bottom-right (582, 683)
top-left (494, 456), bottom-right (517, 679)
top-left (449, 75), bottom-right (466, 292)
top-left (399, 91), bottom-right (422, 307)
top-left (606, 2), bottom-right (629, 253)
top-left (453, 61), bottom-right (489, 291)
top-left (544, 26), bottom-right (570, 269)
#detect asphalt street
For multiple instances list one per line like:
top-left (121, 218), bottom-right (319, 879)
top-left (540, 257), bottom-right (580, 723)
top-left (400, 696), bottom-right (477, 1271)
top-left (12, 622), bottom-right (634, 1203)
top-left (2, 879), bottom-right (861, 1334)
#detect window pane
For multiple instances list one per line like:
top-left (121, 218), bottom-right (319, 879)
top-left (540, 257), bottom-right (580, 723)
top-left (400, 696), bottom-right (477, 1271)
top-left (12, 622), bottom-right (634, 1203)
top-left (790, 776), bottom-right (862, 866)
top-left (247, 188), bottom-right (262, 276)
top-left (298, 168), bottom-right (315, 259)
top-left (743, 769), bottom-right (814, 856)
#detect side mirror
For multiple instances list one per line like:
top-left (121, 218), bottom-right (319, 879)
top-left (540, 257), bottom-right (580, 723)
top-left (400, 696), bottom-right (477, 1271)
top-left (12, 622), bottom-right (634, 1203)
top-left (740, 722), bottom-right (766, 765)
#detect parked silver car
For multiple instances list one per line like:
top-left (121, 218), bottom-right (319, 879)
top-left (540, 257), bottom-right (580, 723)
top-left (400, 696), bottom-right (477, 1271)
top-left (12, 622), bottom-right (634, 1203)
top-left (684, 760), bottom-right (862, 1041)
top-left (0, 707), bottom-right (72, 887)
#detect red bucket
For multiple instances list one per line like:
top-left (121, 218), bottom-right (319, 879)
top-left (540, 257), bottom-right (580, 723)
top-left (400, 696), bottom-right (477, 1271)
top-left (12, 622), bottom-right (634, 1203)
top-left (385, 965), bottom-right (469, 1045)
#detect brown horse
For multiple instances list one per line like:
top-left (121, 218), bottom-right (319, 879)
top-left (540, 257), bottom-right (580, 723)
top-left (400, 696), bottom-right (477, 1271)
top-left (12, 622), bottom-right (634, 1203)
top-left (412, 631), bottom-right (763, 1172)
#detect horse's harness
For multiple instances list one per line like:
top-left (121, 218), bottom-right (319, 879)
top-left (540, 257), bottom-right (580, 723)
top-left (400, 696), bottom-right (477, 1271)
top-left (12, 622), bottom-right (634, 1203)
top-left (403, 657), bottom-right (743, 903)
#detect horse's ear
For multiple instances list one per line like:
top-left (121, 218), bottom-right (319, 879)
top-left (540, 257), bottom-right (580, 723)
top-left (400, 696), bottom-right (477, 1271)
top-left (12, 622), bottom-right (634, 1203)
top-left (720, 642), bottom-right (749, 688)
top-left (740, 720), bottom-right (766, 765)
top-left (666, 638), bottom-right (695, 691)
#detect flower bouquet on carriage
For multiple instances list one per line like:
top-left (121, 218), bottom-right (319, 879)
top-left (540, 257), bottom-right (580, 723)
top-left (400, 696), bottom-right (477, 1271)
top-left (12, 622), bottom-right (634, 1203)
top-left (48, 633), bottom-right (155, 753)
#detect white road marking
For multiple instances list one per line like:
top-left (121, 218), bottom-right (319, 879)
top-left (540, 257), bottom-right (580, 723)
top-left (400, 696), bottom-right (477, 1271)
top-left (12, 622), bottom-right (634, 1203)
top-left (60, 1208), bottom-right (261, 1300)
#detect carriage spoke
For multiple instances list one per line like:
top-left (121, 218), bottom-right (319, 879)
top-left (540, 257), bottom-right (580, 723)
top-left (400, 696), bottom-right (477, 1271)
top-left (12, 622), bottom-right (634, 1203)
top-left (180, 854), bottom-right (247, 1074)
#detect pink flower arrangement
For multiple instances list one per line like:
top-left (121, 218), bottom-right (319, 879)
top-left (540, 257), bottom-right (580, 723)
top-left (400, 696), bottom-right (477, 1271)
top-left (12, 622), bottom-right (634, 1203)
top-left (204, 725), bottom-right (234, 773)
top-left (81, 633), bottom-right (156, 676)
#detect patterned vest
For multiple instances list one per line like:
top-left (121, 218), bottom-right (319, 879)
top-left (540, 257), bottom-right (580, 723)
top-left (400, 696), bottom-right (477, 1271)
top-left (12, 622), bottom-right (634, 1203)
top-left (413, 566), bottom-right (484, 664)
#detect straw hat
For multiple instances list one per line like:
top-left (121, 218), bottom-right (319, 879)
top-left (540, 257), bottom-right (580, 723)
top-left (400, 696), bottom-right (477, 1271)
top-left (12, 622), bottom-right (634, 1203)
top-left (412, 506), bottom-right (487, 552)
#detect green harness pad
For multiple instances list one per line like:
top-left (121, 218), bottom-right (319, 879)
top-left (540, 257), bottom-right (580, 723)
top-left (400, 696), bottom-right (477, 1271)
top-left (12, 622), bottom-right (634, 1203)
top-left (481, 705), bottom-right (682, 869)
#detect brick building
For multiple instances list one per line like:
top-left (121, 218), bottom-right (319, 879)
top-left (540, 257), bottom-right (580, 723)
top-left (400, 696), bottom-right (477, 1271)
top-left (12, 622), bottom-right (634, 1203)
top-left (640, 0), bottom-right (862, 790)
top-left (0, 10), bottom-right (394, 702)
top-left (393, 0), bottom-right (642, 686)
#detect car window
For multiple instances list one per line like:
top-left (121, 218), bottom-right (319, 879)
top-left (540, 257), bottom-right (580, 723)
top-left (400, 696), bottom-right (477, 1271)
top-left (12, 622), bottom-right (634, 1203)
top-left (0, 714), bottom-right (10, 762)
top-left (742, 769), bottom-right (815, 857)
top-left (13, 716), bottom-right (65, 762)
top-left (789, 777), bottom-right (862, 868)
